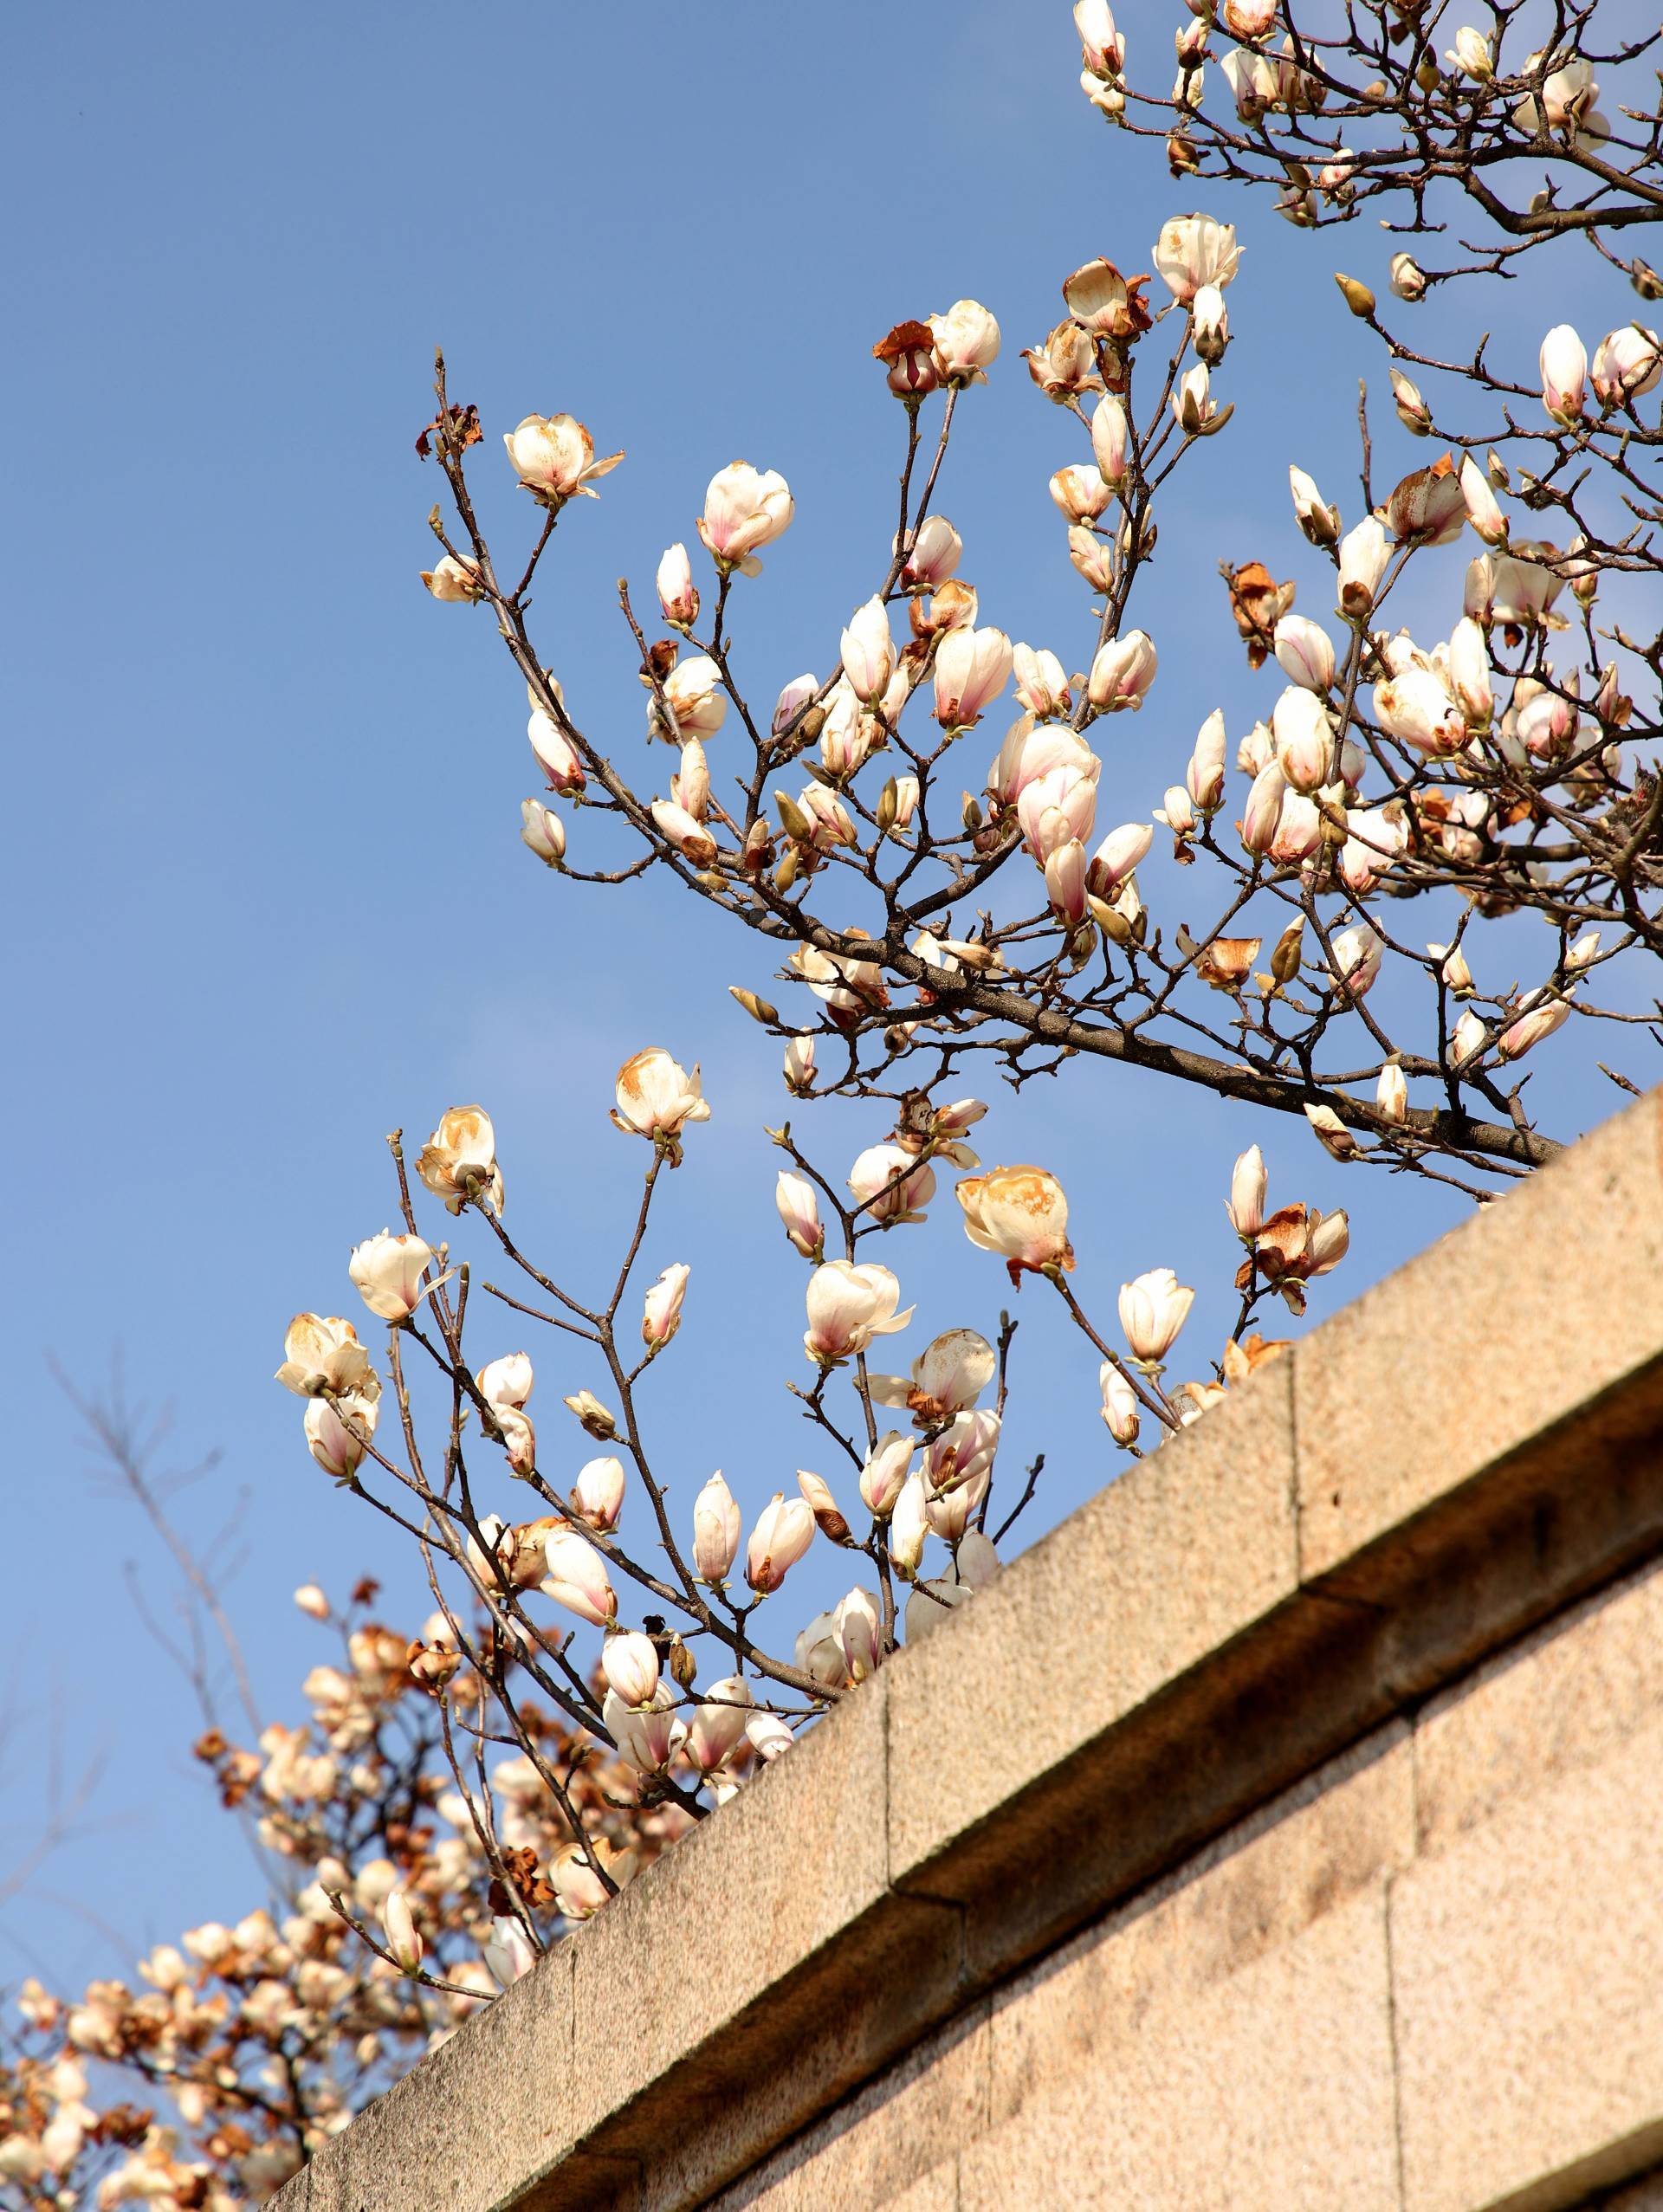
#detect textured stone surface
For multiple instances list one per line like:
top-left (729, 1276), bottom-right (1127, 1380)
top-left (1297, 1090), bottom-right (1663, 1588)
top-left (961, 1885), bottom-right (1401, 2212)
top-left (887, 1361), bottom-right (1299, 1902)
top-left (1394, 1712), bottom-right (1663, 2212)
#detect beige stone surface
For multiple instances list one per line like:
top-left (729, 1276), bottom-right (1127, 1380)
top-left (1297, 1090), bottom-right (1663, 1586)
top-left (1394, 1711), bottom-right (1663, 2212)
top-left (1414, 1555), bottom-right (1663, 1851)
top-left (703, 2005), bottom-right (986, 2211)
top-left (961, 1885), bottom-right (1401, 2212)
top-left (886, 1362), bottom-right (1300, 1902)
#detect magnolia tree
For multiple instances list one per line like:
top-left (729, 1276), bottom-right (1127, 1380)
top-left (12, 2), bottom-right (1663, 2201)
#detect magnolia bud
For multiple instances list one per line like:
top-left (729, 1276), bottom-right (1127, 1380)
top-left (1334, 273), bottom-right (1375, 318)
top-left (564, 1389), bottom-right (618, 1439)
top-left (382, 1888), bottom-right (423, 1975)
top-left (1376, 1061), bottom-right (1408, 1124)
top-left (728, 986), bottom-right (780, 1026)
top-left (797, 1469), bottom-right (853, 1546)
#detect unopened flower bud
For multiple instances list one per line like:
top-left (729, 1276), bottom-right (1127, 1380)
top-left (1334, 273), bottom-right (1376, 318)
top-left (798, 1469), bottom-right (853, 1546)
top-left (564, 1388), bottom-right (618, 1439)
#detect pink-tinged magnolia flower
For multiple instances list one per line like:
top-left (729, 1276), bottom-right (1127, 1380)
top-left (1592, 325), bottom-right (1662, 406)
top-left (957, 1165), bottom-right (1074, 1276)
top-left (1087, 821), bottom-right (1153, 895)
top-left (606, 1683), bottom-right (685, 1775)
top-left (528, 709), bottom-right (585, 796)
top-left (859, 1432), bottom-right (915, 1517)
top-left (1459, 456), bottom-right (1508, 547)
top-left (540, 1530), bottom-right (617, 1627)
top-left (1446, 618), bottom-right (1493, 727)
top-left (417, 1105), bottom-right (504, 1216)
top-left (477, 1351), bottom-right (533, 1412)
top-left (276, 1313), bottom-right (375, 1400)
top-left (502, 413), bottom-right (623, 503)
top-left (1330, 922), bottom-right (1383, 1000)
top-left (796, 1607), bottom-right (848, 1690)
top-left (1223, 0), bottom-right (1276, 36)
top-left (804, 1260), bottom-right (913, 1363)
top-left (572, 1454), bottom-right (626, 1531)
top-left (1018, 763), bottom-right (1098, 860)
top-left (641, 1263), bottom-right (689, 1349)
top-left (698, 462), bottom-right (794, 574)
top-left (1290, 465), bottom-right (1341, 546)
top-left (745, 1493), bottom-right (816, 1594)
top-left (1154, 214), bottom-right (1241, 303)
top-left (1377, 1062), bottom-right (1408, 1124)
top-left (1087, 630), bottom-right (1157, 711)
top-left (347, 1230), bottom-right (436, 1323)
top-left (1540, 325), bottom-right (1588, 423)
top-left (382, 1888), bottom-right (423, 1974)
top-left (1272, 685), bottom-right (1332, 794)
top-left (1515, 53), bottom-right (1608, 139)
top-left (992, 720), bottom-right (1098, 810)
top-left (772, 673), bottom-right (819, 739)
top-left (798, 1467), bottom-right (851, 1546)
top-left (483, 1917), bottom-right (538, 1989)
top-left (1272, 616), bottom-right (1336, 692)
top-left (1088, 395), bottom-right (1131, 490)
top-left (775, 1170), bottom-right (824, 1258)
top-left (869, 1329), bottom-right (997, 1425)
top-left (611, 1049), bottom-right (710, 1153)
top-left (692, 1471), bottom-right (741, 1584)
top-left (928, 300), bottom-right (1000, 385)
top-left (1044, 839), bottom-right (1088, 923)
top-left (1337, 517), bottom-right (1389, 615)
top-left (842, 596), bottom-right (897, 702)
top-left (600, 1631), bottom-right (660, 1710)
top-left (1499, 996), bottom-right (1571, 1060)
top-left (1239, 758), bottom-right (1288, 855)
top-left (304, 1390), bottom-right (378, 1481)
top-left (1374, 665), bottom-right (1466, 756)
top-left (660, 653), bottom-right (728, 741)
top-left (1271, 790), bottom-right (1323, 865)
top-left (1450, 1009), bottom-right (1488, 1068)
top-left (901, 514), bottom-right (963, 590)
top-left (1119, 1268), bottom-right (1194, 1365)
top-left (1068, 523), bottom-right (1115, 592)
top-left (1338, 807), bottom-right (1408, 894)
top-left (1227, 1145), bottom-right (1268, 1239)
top-left (1075, 0), bottom-right (1124, 75)
top-left (1156, 783), bottom-right (1197, 837)
top-left (1100, 1361), bottom-right (1141, 1446)
top-left (924, 1407), bottom-right (1000, 1496)
top-left (551, 1840), bottom-right (635, 1919)
top-left (1389, 254), bottom-right (1427, 302)
top-left (657, 542), bottom-right (699, 626)
top-left (1187, 708), bottom-right (1228, 810)
top-left (784, 1034), bottom-right (816, 1095)
top-left (521, 798), bottom-right (566, 865)
top-left (1050, 462), bottom-right (1112, 523)
top-left (1221, 46), bottom-right (1278, 119)
top-left (836, 1588), bottom-right (883, 1683)
top-left (1383, 457), bottom-right (1467, 544)
top-left (1389, 369), bottom-right (1431, 436)
top-left (849, 1142), bottom-right (935, 1226)
top-left (1013, 644), bottom-right (1071, 719)
top-left (1485, 545), bottom-right (1569, 631)
top-left (650, 799), bottom-right (717, 869)
top-left (1172, 364), bottom-right (1221, 435)
top-left (935, 625), bottom-right (1013, 728)
top-left (1062, 258), bottom-right (1151, 340)
top-left (421, 553), bottom-right (482, 602)
top-left (889, 1474), bottom-right (931, 1579)
top-left (1023, 319), bottom-right (1104, 404)
top-left (685, 1677), bottom-right (753, 1774)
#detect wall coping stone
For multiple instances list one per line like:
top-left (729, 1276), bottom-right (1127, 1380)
top-left (276, 1090), bottom-right (1663, 2212)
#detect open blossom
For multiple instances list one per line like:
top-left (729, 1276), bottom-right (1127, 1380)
top-left (1592, 325), bottom-right (1662, 406)
top-left (1051, 462), bottom-right (1112, 522)
top-left (611, 1048), bottom-right (710, 1152)
top-left (502, 412), bottom-right (623, 502)
top-left (1119, 1268), bottom-right (1194, 1365)
top-left (850, 1142), bottom-right (936, 1226)
top-left (660, 653), bottom-right (727, 741)
top-left (1540, 325), bottom-right (1588, 422)
top-left (1374, 665), bottom-right (1466, 756)
top-left (935, 624), bottom-right (1013, 728)
top-left (417, 1105), bottom-right (504, 1216)
top-left (657, 542), bottom-right (699, 626)
top-left (869, 1329), bottom-right (996, 1424)
top-left (928, 300), bottom-right (1000, 385)
top-left (1013, 644), bottom-right (1071, 719)
top-left (804, 1260), bottom-right (913, 1362)
top-left (606, 1683), bottom-right (686, 1775)
top-left (540, 1529), bottom-right (617, 1627)
top-left (347, 1231), bottom-right (435, 1322)
top-left (698, 462), bottom-right (794, 574)
top-left (691, 1471), bottom-right (742, 1585)
top-left (901, 514), bottom-right (963, 590)
top-left (641, 1263), bottom-right (689, 1349)
top-left (746, 1493), bottom-right (816, 1594)
top-left (1154, 214), bottom-right (1240, 303)
top-left (276, 1313), bottom-right (375, 1399)
top-left (958, 1165), bottom-right (1074, 1275)
top-left (1062, 258), bottom-right (1152, 340)
top-left (1024, 318), bottom-right (1104, 403)
top-left (1087, 630), bottom-right (1156, 711)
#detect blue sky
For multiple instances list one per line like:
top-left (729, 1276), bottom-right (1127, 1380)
top-left (3, 1), bottom-right (1627, 1984)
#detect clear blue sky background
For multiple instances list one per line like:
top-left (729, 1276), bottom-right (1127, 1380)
top-left (3, 1), bottom-right (1630, 1988)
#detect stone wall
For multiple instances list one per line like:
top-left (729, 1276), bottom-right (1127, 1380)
top-left (277, 1089), bottom-right (1663, 2212)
